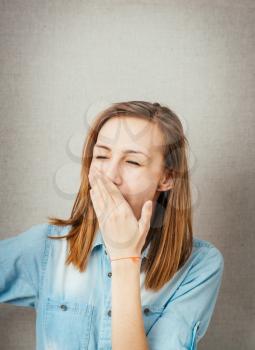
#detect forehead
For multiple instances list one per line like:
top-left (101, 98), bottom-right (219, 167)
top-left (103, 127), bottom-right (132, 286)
top-left (96, 116), bottom-right (165, 154)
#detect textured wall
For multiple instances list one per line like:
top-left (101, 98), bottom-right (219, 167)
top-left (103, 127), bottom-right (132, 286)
top-left (0, 1), bottom-right (254, 349)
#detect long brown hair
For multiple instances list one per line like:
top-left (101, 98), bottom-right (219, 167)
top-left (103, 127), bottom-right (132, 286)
top-left (47, 101), bottom-right (193, 291)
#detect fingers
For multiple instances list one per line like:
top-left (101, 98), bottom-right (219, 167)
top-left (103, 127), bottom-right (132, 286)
top-left (89, 172), bottom-right (116, 230)
top-left (94, 176), bottom-right (109, 210)
top-left (91, 169), bottom-right (125, 208)
top-left (138, 200), bottom-right (153, 235)
top-left (102, 177), bottom-right (125, 208)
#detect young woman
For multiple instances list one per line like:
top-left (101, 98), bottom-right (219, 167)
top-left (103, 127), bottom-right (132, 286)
top-left (0, 101), bottom-right (224, 350)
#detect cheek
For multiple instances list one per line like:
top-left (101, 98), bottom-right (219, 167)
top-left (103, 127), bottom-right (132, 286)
top-left (124, 176), bottom-right (158, 198)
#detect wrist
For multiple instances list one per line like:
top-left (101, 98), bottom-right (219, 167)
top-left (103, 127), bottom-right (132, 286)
top-left (111, 256), bottom-right (142, 272)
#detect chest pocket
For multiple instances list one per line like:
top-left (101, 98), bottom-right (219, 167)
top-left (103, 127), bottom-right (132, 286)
top-left (44, 297), bottom-right (94, 350)
top-left (142, 304), bottom-right (165, 335)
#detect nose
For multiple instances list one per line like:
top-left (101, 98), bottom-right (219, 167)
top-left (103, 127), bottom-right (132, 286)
top-left (95, 160), bottom-right (122, 186)
top-left (104, 164), bottom-right (122, 186)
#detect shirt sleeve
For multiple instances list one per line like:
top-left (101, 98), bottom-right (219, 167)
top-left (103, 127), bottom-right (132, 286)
top-left (146, 246), bottom-right (224, 350)
top-left (0, 223), bottom-right (50, 309)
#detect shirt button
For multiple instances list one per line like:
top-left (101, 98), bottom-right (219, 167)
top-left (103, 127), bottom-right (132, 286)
top-left (107, 309), bottom-right (111, 317)
top-left (143, 307), bottom-right (150, 315)
top-left (60, 304), bottom-right (67, 311)
top-left (107, 272), bottom-right (112, 278)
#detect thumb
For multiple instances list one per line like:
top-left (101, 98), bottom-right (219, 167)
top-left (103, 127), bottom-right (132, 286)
top-left (138, 200), bottom-right (153, 235)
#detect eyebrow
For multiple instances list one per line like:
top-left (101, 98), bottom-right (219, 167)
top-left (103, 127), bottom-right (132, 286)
top-left (94, 143), bottom-right (151, 159)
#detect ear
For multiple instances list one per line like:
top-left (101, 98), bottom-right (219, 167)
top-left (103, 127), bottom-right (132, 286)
top-left (157, 168), bottom-right (174, 192)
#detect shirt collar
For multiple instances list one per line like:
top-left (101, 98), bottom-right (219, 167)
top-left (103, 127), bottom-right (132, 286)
top-left (91, 228), bottom-right (150, 259)
top-left (91, 228), bottom-right (105, 250)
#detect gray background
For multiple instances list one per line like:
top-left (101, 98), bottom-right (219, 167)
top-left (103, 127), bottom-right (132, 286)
top-left (0, 0), bottom-right (254, 349)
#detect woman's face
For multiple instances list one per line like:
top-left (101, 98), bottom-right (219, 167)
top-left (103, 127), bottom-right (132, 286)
top-left (89, 116), bottom-right (172, 221)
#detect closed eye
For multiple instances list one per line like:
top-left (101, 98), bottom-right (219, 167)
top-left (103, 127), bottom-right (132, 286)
top-left (95, 156), bottom-right (141, 166)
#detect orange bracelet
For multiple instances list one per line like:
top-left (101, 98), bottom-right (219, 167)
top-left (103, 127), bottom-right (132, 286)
top-left (110, 256), bottom-right (141, 263)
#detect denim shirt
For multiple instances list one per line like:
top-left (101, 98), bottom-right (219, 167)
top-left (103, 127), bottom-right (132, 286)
top-left (0, 223), bottom-right (224, 350)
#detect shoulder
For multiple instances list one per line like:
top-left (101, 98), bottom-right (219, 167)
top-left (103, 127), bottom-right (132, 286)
top-left (169, 237), bottom-right (225, 306)
top-left (4, 223), bottom-right (71, 240)
top-left (0, 222), bottom-right (49, 246)
top-left (191, 237), bottom-right (224, 274)
top-left (0, 224), bottom-right (48, 267)
top-left (0, 223), bottom-right (69, 260)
